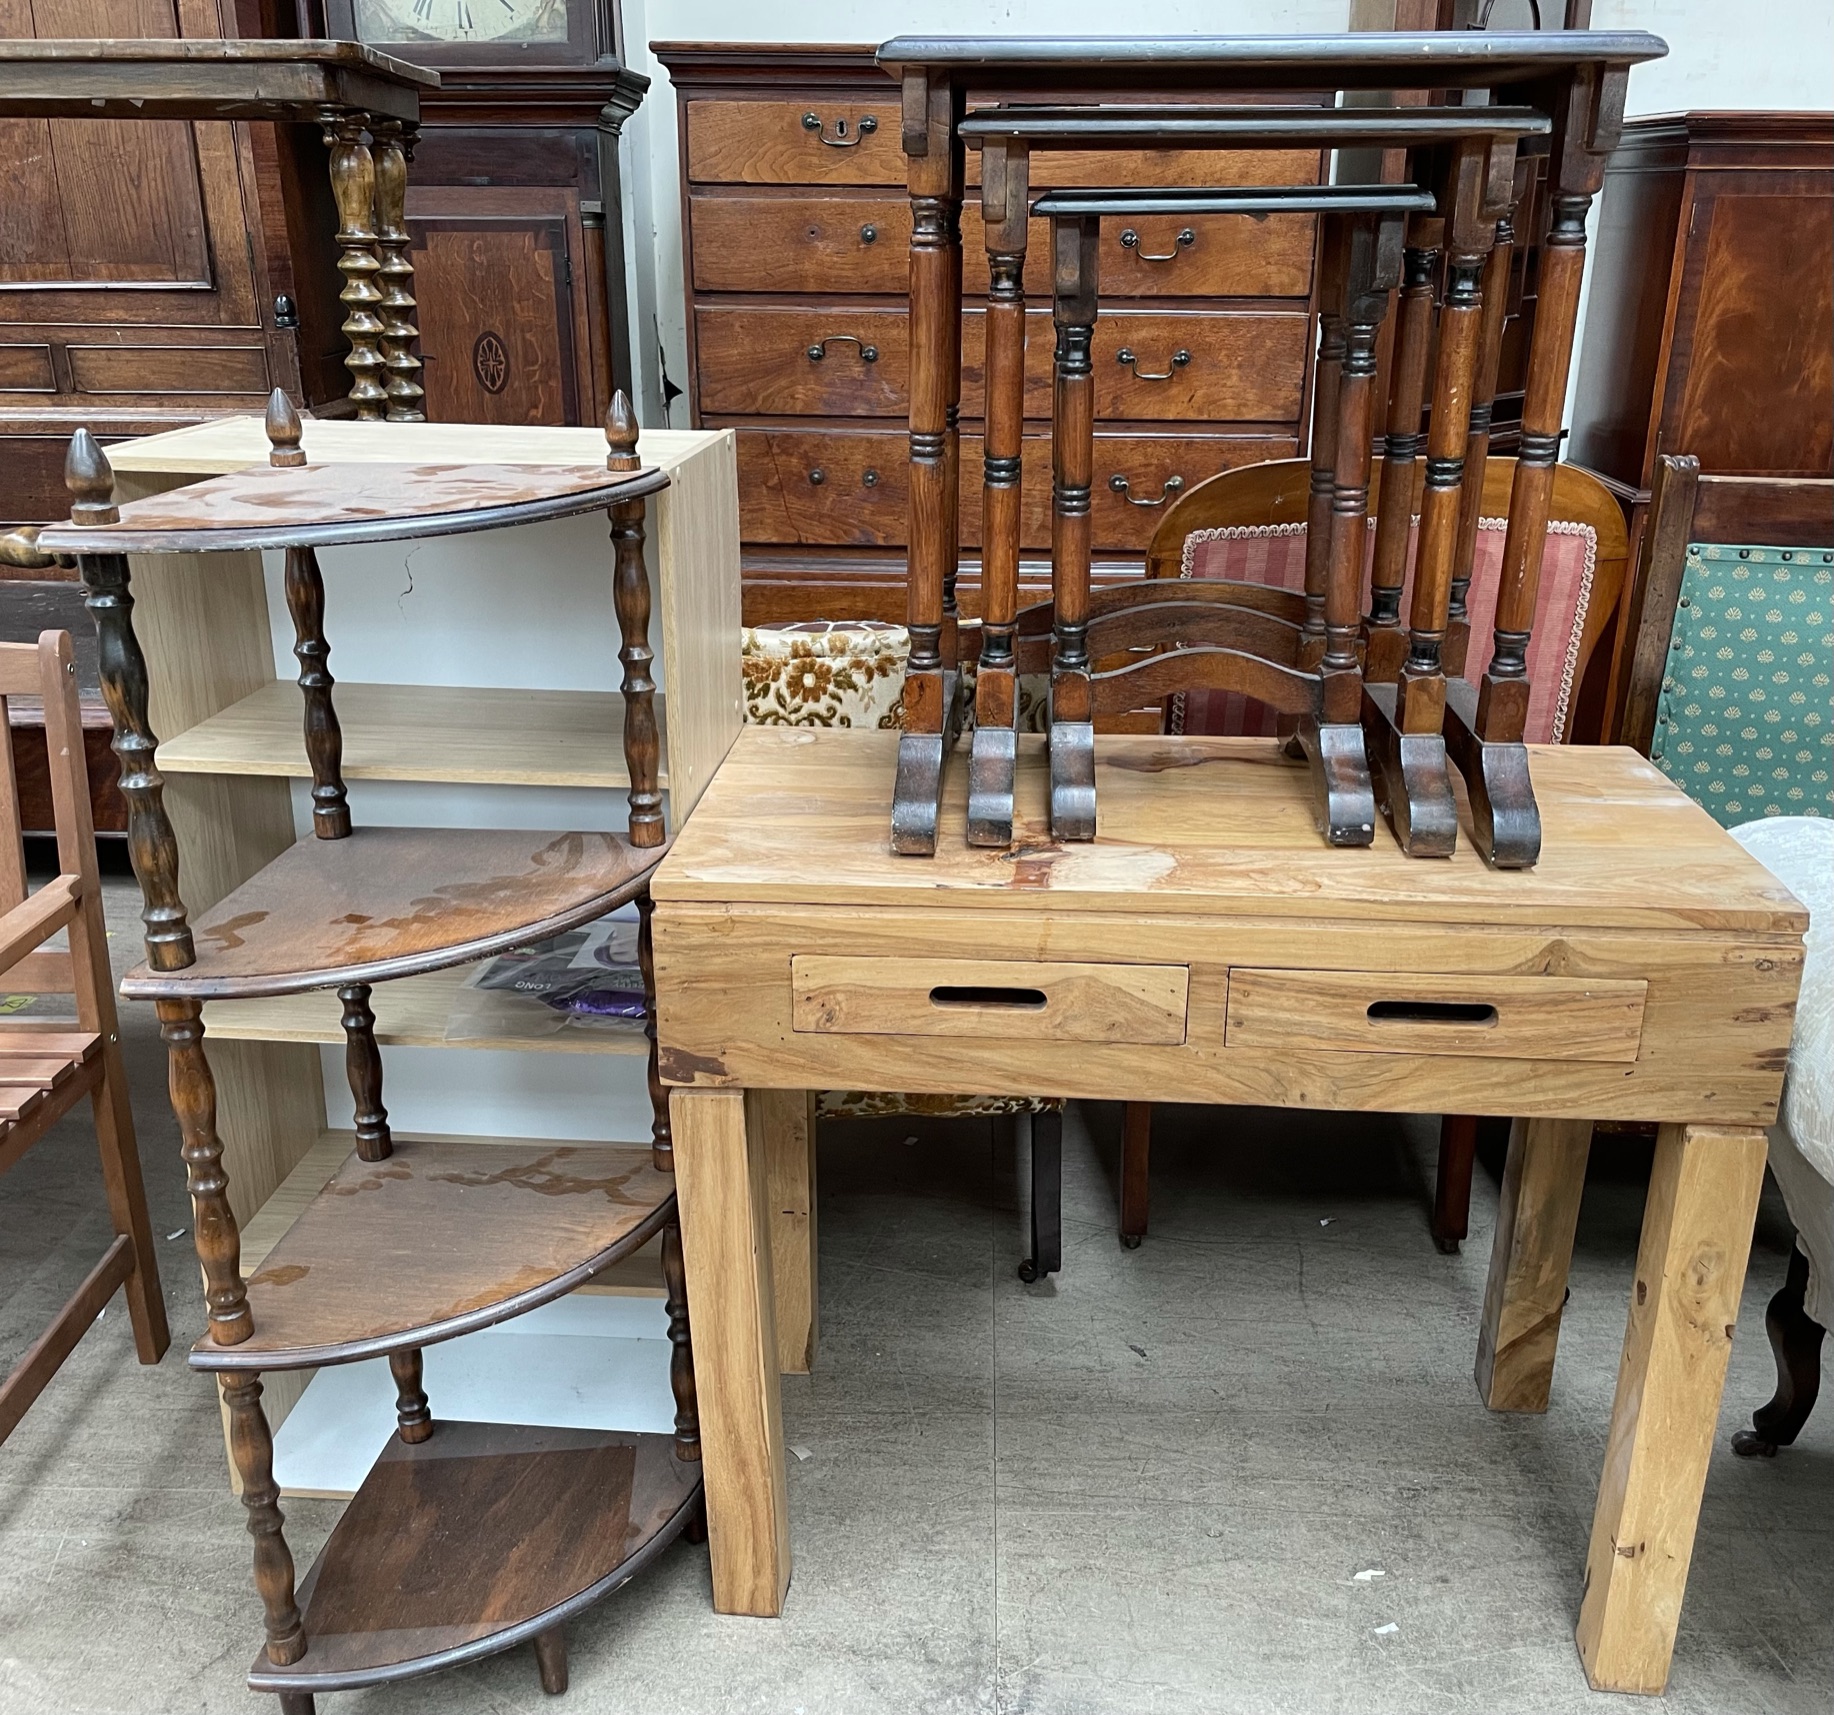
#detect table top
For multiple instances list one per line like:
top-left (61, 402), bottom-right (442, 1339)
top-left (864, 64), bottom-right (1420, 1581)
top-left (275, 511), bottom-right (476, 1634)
top-left (0, 38), bottom-right (436, 124)
top-left (38, 459), bottom-right (667, 555)
top-left (653, 729), bottom-right (1805, 938)
top-left (877, 31), bottom-right (1667, 89)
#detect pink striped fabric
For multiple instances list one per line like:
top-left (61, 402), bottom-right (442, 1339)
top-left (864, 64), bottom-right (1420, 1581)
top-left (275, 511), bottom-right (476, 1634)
top-left (1174, 518), bottom-right (1597, 744)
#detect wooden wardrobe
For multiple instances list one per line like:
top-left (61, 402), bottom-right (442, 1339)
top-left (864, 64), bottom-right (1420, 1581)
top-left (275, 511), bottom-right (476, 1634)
top-left (653, 43), bottom-right (1329, 627)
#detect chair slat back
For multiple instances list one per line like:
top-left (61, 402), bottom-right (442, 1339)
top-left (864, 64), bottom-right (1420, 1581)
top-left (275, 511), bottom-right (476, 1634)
top-left (0, 642), bottom-right (31, 914)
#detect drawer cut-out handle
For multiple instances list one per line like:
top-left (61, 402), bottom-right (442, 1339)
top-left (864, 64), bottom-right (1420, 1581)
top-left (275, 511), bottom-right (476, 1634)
top-left (1366, 999), bottom-right (1498, 1027)
top-left (930, 984), bottom-right (1048, 1010)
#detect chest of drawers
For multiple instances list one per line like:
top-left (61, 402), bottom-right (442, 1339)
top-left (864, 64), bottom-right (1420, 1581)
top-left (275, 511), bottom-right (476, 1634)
top-left (653, 43), bottom-right (1325, 625)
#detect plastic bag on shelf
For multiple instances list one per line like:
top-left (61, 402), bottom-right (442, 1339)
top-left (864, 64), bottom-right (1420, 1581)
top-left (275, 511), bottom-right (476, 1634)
top-left (444, 906), bottom-right (647, 1044)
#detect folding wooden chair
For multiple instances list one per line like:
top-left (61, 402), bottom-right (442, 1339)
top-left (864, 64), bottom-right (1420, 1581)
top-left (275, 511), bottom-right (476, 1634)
top-left (0, 630), bottom-right (168, 1445)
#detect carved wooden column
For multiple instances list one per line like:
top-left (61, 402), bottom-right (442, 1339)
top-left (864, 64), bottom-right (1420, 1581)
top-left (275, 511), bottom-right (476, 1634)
top-left (320, 109), bottom-right (388, 421)
top-left (1447, 66), bottom-right (1629, 869)
top-left (1363, 214), bottom-right (1443, 684)
top-left (371, 117), bottom-right (426, 423)
top-left (389, 1348), bottom-right (433, 1444)
top-left (339, 984), bottom-right (392, 1161)
top-left (1047, 213), bottom-right (1100, 842)
top-left (606, 395), bottom-right (664, 852)
top-left (223, 1373), bottom-right (307, 1667)
top-left (891, 68), bottom-right (967, 855)
top-left (967, 135), bottom-right (1031, 848)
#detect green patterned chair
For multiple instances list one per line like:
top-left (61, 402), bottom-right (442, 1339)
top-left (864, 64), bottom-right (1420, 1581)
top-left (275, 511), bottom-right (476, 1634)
top-left (1619, 457), bottom-right (1832, 821)
top-left (1617, 455), bottom-right (1833, 1458)
top-left (742, 621), bottom-right (1067, 1280)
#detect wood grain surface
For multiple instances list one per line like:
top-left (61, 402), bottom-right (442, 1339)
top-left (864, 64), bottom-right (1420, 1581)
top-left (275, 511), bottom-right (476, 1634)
top-left (192, 1137), bottom-right (675, 1371)
top-left (1224, 970), bottom-right (1646, 1062)
top-left (119, 825), bottom-right (661, 1001)
top-left (792, 954), bottom-right (1189, 1044)
top-left (248, 1422), bottom-right (700, 1694)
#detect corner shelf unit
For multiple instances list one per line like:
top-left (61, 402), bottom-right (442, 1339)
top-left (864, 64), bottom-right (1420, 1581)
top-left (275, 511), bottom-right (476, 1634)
top-left (91, 416), bottom-right (739, 1458)
top-left (40, 414), bottom-right (741, 1705)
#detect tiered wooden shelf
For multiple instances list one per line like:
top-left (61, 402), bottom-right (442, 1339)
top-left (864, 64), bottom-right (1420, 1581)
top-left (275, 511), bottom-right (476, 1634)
top-left (117, 824), bottom-right (658, 1001)
top-left (40, 412), bottom-right (715, 1703)
top-left (158, 681), bottom-right (670, 791)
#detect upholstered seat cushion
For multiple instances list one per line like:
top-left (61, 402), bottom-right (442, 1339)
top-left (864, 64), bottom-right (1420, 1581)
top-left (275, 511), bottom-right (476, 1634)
top-left (1649, 545), bottom-right (1832, 827)
top-left (1731, 815), bottom-right (1834, 1326)
top-left (1175, 515), bottom-right (1599, 744)
top-left (741, 620), bottom-right (907, 728)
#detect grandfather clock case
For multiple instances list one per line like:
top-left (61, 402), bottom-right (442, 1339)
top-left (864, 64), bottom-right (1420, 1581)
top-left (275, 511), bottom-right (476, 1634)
top-left (322, 0), bottom-right (646, 425)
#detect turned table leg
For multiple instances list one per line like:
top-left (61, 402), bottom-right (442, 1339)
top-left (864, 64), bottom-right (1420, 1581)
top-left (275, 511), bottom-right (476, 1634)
top-left (669, 1086), bottom-right (790, 1616)
top-left (319, 110), bottom-right (388, 422)
top-left (891, 69), bottom-right (966, 855)
top-left (1576, 1123), bottom-right (1767, 1695)
top-left (370, 116), bottom-right (425, 423)
top-left (1476, 1117), bottom-right (1592, 1411)
top-left (223, 1372), bottom-right (307, 1667)
top-left (389, 1347), bottom-right (432, 1443)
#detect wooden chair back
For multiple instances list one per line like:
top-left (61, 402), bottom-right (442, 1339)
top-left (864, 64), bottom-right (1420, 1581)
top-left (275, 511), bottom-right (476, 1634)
top-left (1143, 454), bottom-right (1630, 742)
top-left (1615, 456), bottom-right (1832, 822)
top-left (0, 630), bottom-right (168, 1444)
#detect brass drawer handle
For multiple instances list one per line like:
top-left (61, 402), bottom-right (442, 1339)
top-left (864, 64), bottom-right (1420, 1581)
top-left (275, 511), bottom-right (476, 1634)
top-left (806, 335), bottom-right (879, 363)
top-left (1108, 473), bottom-right (1185, 508)
top-left (1120, 227), bottom-right (1195, 262)
top-left (803, 112), bottom-right (878, 147)
top-left (1116, 347), bottom-right (1191, 382)
top-left (1366, 999), bottom-right (1498, 1027)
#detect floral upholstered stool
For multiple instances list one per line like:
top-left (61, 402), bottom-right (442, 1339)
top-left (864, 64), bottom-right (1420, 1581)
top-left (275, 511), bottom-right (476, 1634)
top-left (742, 621), bottom-right (1067, 1280)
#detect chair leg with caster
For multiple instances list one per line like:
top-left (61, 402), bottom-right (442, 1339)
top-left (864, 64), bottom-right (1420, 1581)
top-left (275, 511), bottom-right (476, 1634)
top-left (1019, 1107), bottom-right (1063, 1282)
top-left (1732, 1245), bottom-right (1825, 1457)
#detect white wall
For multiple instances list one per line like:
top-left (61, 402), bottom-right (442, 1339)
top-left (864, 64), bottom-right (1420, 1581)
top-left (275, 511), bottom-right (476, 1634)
top-left (1593, 0), bottom-right (1834, 116)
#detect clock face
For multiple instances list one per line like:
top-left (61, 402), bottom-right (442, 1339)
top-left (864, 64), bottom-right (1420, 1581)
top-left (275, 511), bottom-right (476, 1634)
top-left (351, 0), bottom-right (572, 44)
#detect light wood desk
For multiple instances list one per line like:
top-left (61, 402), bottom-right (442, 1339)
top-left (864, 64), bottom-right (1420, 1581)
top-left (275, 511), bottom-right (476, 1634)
top-left (653, 728), bottom-right (1806, 1698)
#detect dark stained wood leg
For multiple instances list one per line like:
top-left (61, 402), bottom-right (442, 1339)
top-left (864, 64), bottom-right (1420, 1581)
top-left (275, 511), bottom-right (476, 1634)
top-left (388, 1347), bottom-right (433, 1444)
top-left (338, 983), bottom-right (392, 1162)
top-left (610, 476), bottom-right (665, 852)
top-left (1732, 1246), bottom-right (1825, 1457)
top-left (75, 538), bottom-right (195, 971)
top-left (1048, 214), bottom-right (1099, 843)
top-left (1119, 1100), bottom-right (1150, 1248)
top-left (533, 1625), bottom-right (568, 1695)
top-left (1457, 169), bottom-right (1597, 868)
top-left (638, 893), bottom-right (671, 1172)
top-left (1018, 1105), bottom-right (1063, 1283)
top-left (370, 117), bottom-right (425, 423)
top-left (892, 70), bottom-right (965, 855)
top-left (157, 1000), bottom-right (251, 1346)
top-left (283, 546), bottom-right (350, 841)
top-left (684, 1495), bottom-right (709, 1545)
top-left (1363, 215), bottom-right (1441, 685)
top-left (1433, 1113), bottom-right (1479, 1254)
top-left (661, 1219), bottom-right (701, 1461)
top-left (277, 1694), bottom-right (317, 1715)
top-left (318, 110), bottom-right (387, 422)
top-left (968, 138), bottom-right (1030, 848)
top-left (1445, 166), bottom-right (1524, 678)
top-left (222, 1372), bottom-right (307, 1668)
top-left (1302, 212), bottom-right (1390, 849)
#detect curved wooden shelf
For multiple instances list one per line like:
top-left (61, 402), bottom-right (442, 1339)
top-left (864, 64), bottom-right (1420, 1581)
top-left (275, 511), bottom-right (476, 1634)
top-left (36, 459), bottom-right (668, 555)
top-left (247, 1421), bottom-right (701, 1696)
top-left (190, 1136), bottom-right (674, 1372)
top-left (120, 825), bottom-right (662, 1001)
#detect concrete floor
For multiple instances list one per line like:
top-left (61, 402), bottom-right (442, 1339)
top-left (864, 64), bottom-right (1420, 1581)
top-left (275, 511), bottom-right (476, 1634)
top-left (1, 876), bottom-right (1829, 1715)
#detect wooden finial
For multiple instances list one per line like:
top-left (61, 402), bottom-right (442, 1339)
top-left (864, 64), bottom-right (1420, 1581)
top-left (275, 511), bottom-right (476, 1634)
top-left (66, 429), bottom-right (118, 526)
top-left (605, 390), bottom-right (640, 472)
top-left (266, 388), bottom-right (307, 468)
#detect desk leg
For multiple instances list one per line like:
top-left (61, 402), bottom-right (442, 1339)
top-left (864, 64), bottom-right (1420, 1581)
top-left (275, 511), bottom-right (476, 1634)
top-left (759, 1089), bottom-right (818, 1375)
top-left (1476, 1117), bottom-right (1591, 1411)
top-left (670, 1087), bottom-right (791, 1617)
top-left (1576, 1123), bottom-right (1766, 1695)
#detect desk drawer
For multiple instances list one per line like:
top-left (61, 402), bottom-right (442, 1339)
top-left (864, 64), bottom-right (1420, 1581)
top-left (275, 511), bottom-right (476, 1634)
top-left (792, 955), bottom-right (1189, 1044)
top-left (1224, 970), bottom-right (1648, 1062)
